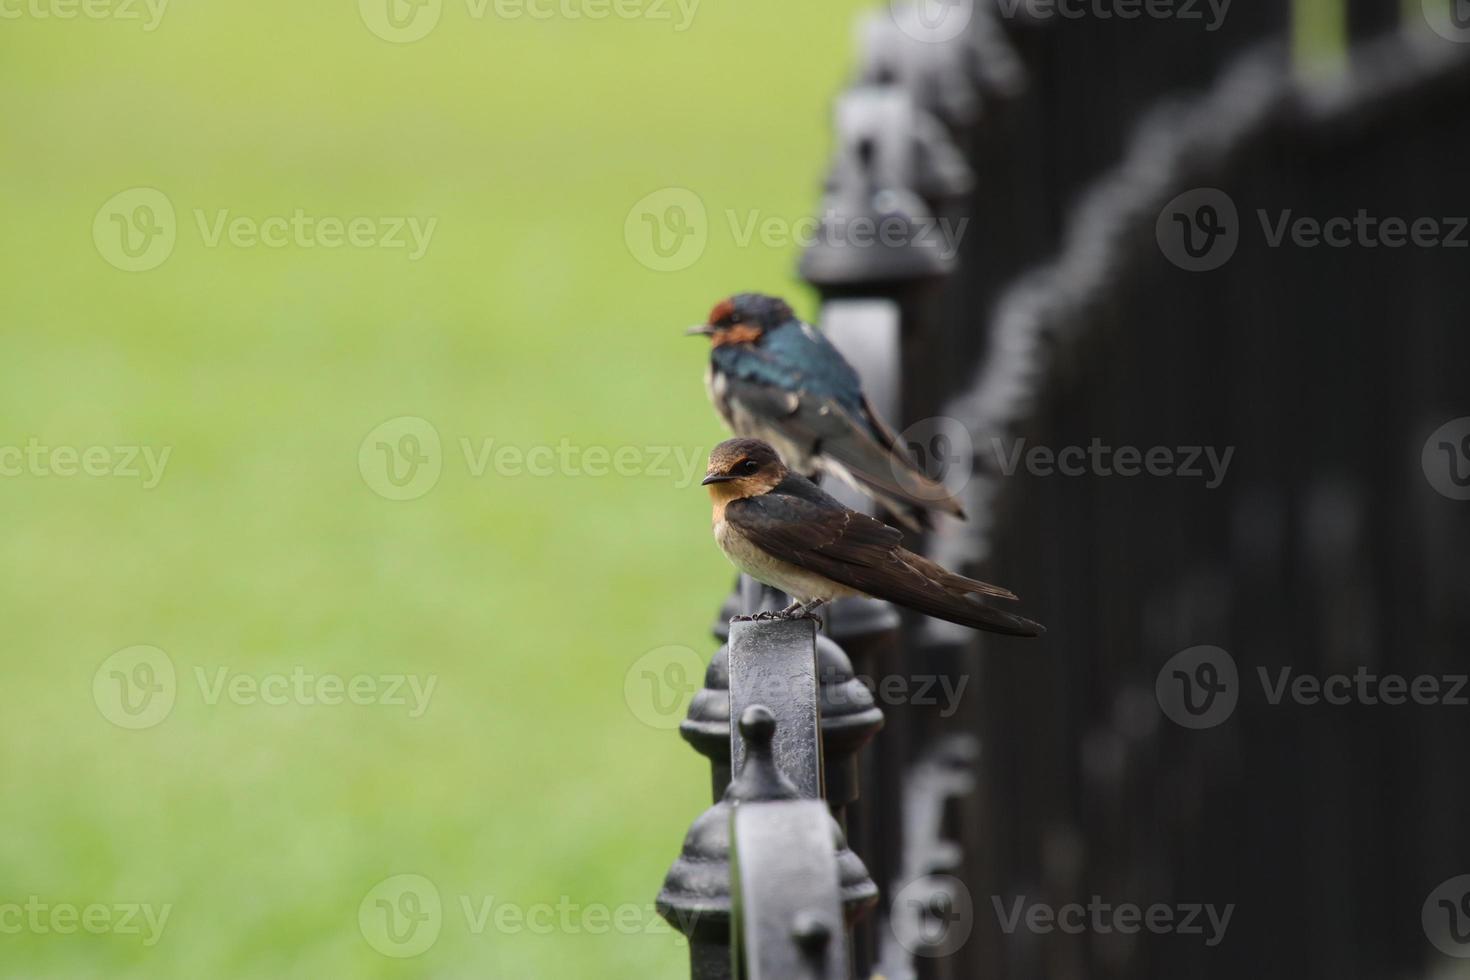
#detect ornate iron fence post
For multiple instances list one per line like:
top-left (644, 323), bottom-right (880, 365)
top-left (682, 635), bottom-right (883, 819)
top-left (731, 799), bottom-right (850, 980)
top-left (727, 618), bottom-right (823, 799)
top-left (660, 701), bottom-right (879, 980)
top-left (798, 58), bottom-right (978, 975)
top-left (728, 706), bottom-right (879, 978)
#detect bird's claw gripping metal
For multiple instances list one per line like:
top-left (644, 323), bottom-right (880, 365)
top-left (728, 609), bottom-right (824, 630)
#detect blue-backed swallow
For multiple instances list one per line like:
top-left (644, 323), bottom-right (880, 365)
top-left (687, 293), bottom-right (966, 531)
top-left (702, 438), bottom-right (1043, 637)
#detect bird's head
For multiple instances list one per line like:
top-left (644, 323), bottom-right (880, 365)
top-left (685, 293), bottom-right (795, 347)
top-left (701, 438), bottom-right (786, 501)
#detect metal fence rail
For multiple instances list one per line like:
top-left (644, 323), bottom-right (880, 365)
top-left (659, 2), bottom-right (1470, 977)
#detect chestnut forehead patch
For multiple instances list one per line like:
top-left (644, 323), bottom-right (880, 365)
top-left (708, 298), bottom-right (736, 324)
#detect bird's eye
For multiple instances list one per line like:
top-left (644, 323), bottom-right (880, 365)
top-left (737, 459), bottom-right (759, 475)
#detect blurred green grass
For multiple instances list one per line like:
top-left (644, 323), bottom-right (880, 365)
top-left (0, 2), bottom-right (875, 976)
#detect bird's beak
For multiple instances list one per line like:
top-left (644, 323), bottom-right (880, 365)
top-left (701, 472), bottom-right (735, 485)
top-left (685, 324), bottom-right (715, 336)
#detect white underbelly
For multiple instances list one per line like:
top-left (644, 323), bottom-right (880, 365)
top-left (713, 520), bottom-right (862, 602)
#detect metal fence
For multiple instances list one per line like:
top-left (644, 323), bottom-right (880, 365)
top-left (659, 2), bottom-right (1470, 977)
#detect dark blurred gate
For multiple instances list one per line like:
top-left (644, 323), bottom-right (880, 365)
top-left (661, 2), bottom-right (1470, 977)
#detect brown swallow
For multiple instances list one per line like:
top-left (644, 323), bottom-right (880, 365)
top-left (702, 438), bottom-right (1044, 637)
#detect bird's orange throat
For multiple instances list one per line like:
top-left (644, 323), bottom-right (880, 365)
top-left (706, 474), bottom-right (779, 521)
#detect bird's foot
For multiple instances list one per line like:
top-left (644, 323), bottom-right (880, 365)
top-left (735, 601), bottom-right (825, 628)
top-left (773, 599), bottom-right (827, 629)
top-left (731, 611), bottom-right (784, 624)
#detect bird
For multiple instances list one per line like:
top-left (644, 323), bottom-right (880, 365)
top-left (701, 438), bottom-right (1043, 637)
top-left (687, 292), bottom-right (965, 531)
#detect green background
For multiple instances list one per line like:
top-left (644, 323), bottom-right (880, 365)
top-left (0, 0), bottom-right (1370, 976)
top-left (0, 0), bottom-right (874, 975)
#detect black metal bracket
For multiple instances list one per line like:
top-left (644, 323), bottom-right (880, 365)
top-left (731, 800), bottom-right (851, 980)
top-left (728, 618), bottom-right (825, 800)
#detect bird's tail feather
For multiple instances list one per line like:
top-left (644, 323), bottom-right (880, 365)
top-left (883, 552), bottom-right (1042, 636)
top-left (908, 554), bottom-right (1018, 601)
top-left (904, 590), bottom-right (1046, 637)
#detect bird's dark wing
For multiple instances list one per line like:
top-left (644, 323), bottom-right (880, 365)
top-left (716, 370), bottom-right (799, 420)
top-left (726, 485), bottom-right (1042, 638)
top-left (718, 373), bottom-right (967, 527)
top-left (730, 478), bottom-right (907, 568)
